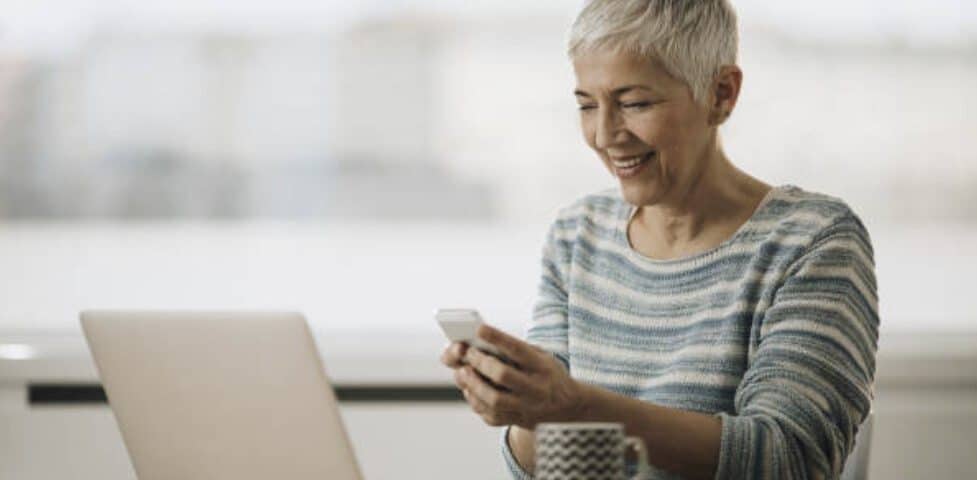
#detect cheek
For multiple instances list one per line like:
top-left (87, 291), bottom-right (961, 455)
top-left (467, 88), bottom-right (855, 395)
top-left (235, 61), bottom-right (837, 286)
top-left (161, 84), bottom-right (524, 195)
top-left (580, 118), bottom-right (613, 165)
top-left (665, 108), bottom-right (711, 151)
top-left (631, 113), bottom-right (677, 147)
top-left (632, 115), bottom-right (686, 177)
top-left (580, 117), bottom-right (598, 150)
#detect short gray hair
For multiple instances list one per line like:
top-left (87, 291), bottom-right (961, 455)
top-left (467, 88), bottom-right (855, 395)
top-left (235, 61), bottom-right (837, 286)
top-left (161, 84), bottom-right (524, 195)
top-left (568, 0), bottom-right (739, 106)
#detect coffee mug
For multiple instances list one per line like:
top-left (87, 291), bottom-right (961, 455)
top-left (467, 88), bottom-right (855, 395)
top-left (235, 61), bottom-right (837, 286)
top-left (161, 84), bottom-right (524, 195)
top-left (535, 422), bottom-right (650, 480)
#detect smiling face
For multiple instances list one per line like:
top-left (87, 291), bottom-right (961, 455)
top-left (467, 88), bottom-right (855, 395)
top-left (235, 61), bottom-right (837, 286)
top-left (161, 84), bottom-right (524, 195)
top-left (573, 50), bottom-right (720, 207)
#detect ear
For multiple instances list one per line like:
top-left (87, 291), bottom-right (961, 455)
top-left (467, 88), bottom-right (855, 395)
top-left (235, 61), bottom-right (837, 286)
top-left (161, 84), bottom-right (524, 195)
top-left (708, 65), bottom-right (742, 126)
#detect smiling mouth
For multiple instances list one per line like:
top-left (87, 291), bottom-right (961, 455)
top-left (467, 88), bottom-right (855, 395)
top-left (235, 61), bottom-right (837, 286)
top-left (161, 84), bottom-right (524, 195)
top-left (610, 151), bottom-right (655, 178)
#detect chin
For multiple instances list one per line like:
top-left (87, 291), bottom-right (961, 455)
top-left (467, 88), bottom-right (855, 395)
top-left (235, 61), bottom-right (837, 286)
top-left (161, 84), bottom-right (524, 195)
top-left (619, 180), bottom-right (663, 207)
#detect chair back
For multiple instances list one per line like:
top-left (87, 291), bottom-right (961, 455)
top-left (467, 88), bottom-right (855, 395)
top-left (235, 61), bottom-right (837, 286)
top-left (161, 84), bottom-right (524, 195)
top-left (840, 412), bottom-right (874, 480)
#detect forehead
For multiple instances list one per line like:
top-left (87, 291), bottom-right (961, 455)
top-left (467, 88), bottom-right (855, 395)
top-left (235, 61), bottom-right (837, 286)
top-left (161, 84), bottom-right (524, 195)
top-left (572, 50), bottom-right (679, 95)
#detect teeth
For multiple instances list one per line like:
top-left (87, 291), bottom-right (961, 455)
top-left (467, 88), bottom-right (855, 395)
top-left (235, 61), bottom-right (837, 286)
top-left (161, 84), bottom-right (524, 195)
top-left (614, 158), bottom-right (642, 168)
top-left (612, 152), bottom-right (654, 168)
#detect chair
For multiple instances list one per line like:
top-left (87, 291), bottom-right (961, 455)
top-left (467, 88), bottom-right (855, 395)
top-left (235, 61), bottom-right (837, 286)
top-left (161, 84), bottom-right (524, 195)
top-left (840, 412), bottom-right (875, 480)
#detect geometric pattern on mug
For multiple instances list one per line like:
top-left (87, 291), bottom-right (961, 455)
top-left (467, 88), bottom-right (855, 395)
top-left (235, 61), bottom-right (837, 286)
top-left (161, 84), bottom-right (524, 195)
top-left (535, 427), bottom-right (626, 480)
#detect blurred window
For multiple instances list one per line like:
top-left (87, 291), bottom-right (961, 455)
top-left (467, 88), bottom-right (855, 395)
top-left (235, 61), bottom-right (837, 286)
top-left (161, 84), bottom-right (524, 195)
top-left (0, 1), bottom-right (973, 333)
top-left (0, 1), bottom-right (973, 226)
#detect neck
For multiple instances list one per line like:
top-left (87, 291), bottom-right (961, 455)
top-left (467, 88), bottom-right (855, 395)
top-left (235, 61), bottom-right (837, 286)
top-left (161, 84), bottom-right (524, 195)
top-left (633, 144), bottom-right (766, 248)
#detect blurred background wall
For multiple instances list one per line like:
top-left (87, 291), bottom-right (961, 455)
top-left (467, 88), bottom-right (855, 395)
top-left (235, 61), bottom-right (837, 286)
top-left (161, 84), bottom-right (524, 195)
top-left (0, 0), bottom-right (974, 332)
top-left (1, 1), bottom-right (975, 479)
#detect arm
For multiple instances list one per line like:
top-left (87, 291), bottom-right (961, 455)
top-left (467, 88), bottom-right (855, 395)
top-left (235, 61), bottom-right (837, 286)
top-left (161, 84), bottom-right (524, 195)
top-left (462, 214), bottom-right (878, 479)
top-left (463, 326), bottom-right (722, 479)
top-left (576, 384), bottom-right (722, 479)
top-left (504, 217), bottom-right (574, 476)
top-left (597, 214), bottom-right (877, 478)
top-left (505, 426), bottom-right (536, 477)
top-left (714, 214), bottom-right (879, 479)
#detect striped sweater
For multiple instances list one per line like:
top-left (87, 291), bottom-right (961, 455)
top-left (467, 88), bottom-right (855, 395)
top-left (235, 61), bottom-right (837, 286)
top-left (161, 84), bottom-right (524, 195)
top-left (501, 184), bottom-right (879, 480)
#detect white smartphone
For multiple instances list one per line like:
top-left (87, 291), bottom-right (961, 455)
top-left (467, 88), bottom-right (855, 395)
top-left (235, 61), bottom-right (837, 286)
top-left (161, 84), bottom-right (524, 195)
top-left (435, 308), bottom-right (503, 358)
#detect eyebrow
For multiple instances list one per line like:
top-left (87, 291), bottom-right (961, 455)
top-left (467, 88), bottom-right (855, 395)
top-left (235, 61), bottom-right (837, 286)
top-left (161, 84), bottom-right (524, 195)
top-left (573, 85), bottom-right (654, 98)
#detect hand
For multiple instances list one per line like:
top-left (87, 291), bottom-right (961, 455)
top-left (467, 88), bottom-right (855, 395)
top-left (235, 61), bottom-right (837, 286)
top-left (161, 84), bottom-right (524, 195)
top-left (443, 340), bottom-right (517, 390)
top-left (449, 324), bottom-right (584, 429)
top-left (440, 341), bottom-right (468, 369)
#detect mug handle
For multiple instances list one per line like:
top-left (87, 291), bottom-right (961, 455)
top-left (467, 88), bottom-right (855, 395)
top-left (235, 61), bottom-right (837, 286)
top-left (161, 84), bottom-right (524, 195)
top-left (625, 436), bottom-right (651, 479)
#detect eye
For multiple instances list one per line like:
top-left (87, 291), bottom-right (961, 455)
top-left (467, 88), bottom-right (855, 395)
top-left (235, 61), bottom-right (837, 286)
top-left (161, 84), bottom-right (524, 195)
top-left (577, 104), bottom-right (597, 112)
top-left (622, 101), bottom-right (651, 110)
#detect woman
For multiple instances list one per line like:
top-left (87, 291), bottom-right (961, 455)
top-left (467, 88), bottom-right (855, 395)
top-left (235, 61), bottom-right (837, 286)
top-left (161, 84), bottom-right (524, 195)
top-left (441, 1), bottom-right (878, 479)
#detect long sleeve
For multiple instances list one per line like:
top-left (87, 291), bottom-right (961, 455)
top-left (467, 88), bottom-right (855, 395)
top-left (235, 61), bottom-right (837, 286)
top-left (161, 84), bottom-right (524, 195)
top-left (715, 213), bottom-right (880, 479)
top-left (501, 216), bottom-right (575, 479)
top-left (526, 216), bottom-right (574, 368)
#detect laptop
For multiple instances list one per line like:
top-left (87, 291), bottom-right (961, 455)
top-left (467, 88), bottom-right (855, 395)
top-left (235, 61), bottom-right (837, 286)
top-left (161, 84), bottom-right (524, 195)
top-left (81, 310), bottom-right (363, 480)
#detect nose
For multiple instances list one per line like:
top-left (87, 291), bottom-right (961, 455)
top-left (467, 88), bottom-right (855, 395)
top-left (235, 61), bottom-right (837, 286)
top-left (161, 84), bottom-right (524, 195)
top-left (595, 107), bottom-right (626, 149)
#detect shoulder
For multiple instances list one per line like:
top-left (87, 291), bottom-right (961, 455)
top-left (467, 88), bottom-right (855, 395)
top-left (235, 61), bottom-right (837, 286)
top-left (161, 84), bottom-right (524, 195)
top-left (764, 185), bottom-right (874, 265)
top-left (551, 187), bottom-right (624, 227)
top-left (767, 185), bottom-right (870, 242)
top-left (543, 188), bottom-right (625, 250)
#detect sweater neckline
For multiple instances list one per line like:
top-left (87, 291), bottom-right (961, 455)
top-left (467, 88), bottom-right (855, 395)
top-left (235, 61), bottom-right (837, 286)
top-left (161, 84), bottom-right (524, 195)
top-left (615, 185), bottom-right (787, 268)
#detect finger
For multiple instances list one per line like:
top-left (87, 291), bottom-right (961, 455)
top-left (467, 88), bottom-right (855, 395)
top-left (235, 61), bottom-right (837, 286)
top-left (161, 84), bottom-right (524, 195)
top-left (470, 391), bottom-right (508, 427)
top-left (440, 348), bottom-right (459, 368)
top-left (453, 342), bottom-right (470, 366)
top-left (462, 371), bottom-right (519, 427)
top-left (464, 346), bottom-right (535, 394)
top-left (461, 366), bottom-right (519, 412)
top-left (440, 347), bottom-right (455, 368)
top-left (462, 388), bottom-right (487, 414)
top-left (475, 324), bottom-right (544, 371)
top-left (440, 342), bottom-right (467, 368)
top-left (453, 367), bottom-right (468, 390)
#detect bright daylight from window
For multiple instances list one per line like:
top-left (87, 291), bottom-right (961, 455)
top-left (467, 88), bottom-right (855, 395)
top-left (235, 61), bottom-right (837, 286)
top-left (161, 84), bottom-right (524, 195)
top-left (0, 0), bottom-right (974, 335)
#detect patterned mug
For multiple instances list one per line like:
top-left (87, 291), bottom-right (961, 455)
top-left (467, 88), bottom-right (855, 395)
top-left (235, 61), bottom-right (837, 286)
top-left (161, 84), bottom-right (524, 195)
top-left (535, 422), bottom-right (650, 480)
